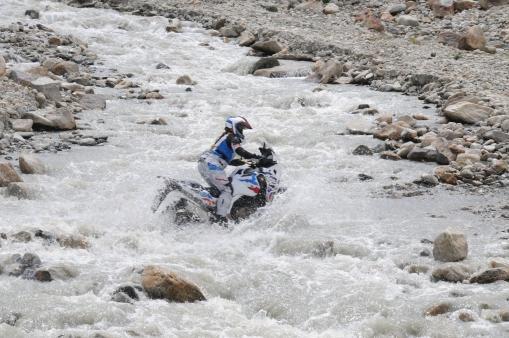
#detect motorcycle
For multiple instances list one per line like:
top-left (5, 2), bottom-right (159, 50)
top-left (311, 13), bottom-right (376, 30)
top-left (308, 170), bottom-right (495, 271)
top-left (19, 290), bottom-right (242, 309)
top-left (152, 145), bottom-right (282, 224)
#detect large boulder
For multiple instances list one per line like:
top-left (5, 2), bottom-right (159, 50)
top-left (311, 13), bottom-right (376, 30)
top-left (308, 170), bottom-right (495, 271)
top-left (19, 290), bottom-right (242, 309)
top-left (19, 153), bottom-right (46, 174)
top-left (433, 231), bottom-right (468, 262)
top-left (0, 55), bottom-right (6, 77)
top-left (310, 59), bottom-right (344, 84)
top-left (251, 40), bottom-right (284, 55)
top-left (141, 266), bottom-right (206, 303)
top-left (23, 108), bottom-right (76, 130)
top-left (443, 101), bottom-right (493, 124)
top-left (432, 263), bottom-right (473, 282)
top-left (483, 130), bottom-right (509, 143)
top-left (0, 162), bottom-right (23, 187)
top-left (470, 268), bottom-right (509, 284)
top-left (459, 26), bottom-right (486, 50)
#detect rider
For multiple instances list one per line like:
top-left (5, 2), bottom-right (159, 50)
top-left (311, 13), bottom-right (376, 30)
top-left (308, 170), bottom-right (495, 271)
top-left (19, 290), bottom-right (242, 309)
top-left (198, 116), bottom-right (260, 221)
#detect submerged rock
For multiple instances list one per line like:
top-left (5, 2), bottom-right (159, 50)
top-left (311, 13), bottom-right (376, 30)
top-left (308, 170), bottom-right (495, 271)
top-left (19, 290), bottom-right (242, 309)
top-left (176, 75), bottom-right (196, 85)
top-left (141, 265), bottom-right (206, 303)
top-left (352, 145), bottom-right (373, 156)
top-left (0, 162), bottom-right (23, 187)
top-left (112, 285), bottom-right (140, 303)
top-left (433, 231), bottom-right (468, 262)
top-left (19, 153), bottom-right (45, 174)
top-left (470, 268), bottom-right (509, 284)
top-left (425, 303), bottom-right (452, 316)
top-left (432, 263), bottom-right (473, 282)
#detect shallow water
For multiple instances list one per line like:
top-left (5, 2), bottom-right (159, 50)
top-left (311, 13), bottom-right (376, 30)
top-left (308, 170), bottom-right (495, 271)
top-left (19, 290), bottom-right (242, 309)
top-left (1, 1), bottom-right (509, 337)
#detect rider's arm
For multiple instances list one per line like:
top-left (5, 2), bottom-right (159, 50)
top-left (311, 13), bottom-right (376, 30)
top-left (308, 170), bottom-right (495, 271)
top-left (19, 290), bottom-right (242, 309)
top-left (229, 135), bottom-right (260, 160)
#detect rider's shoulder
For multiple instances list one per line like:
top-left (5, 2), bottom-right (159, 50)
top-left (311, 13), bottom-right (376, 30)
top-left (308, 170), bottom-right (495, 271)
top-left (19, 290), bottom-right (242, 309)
top-left (227, 134), bottom-right (242, 145)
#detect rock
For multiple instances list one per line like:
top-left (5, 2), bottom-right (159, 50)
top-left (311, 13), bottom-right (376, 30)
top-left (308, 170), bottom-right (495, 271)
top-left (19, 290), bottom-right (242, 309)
top-left (501, 310), bottom-right (509, 322)
top-left (48, 36), bottom-right (62, 46)
top-left (141, 265), bottom-right (206, 303)
top-left (11, 119), bottom-right (33, 132)
top-left (456, 152), bottom-right (481, 165)
top-left (501, 119), bottom-right (509, 132)
top-left (433, 231), bottom-right (468, 262)
top-left (380, 151), bottom-right (401, 161)
top-left (346, 119), bottom-right (373, 135)
top-left (479, 0), bottom-right (509, 9)
top-left (397, 115), bottom-right (417, 127)
top-left (12, 231), bottom-right (32, 242)
top-left (46, 263), bottom-right (79, 280)
top-left (0, 162), bottom-right (23, 187)
top-left (489, 257), bottom-right (509, 269)
top-left (166, 19), bottom-right (182, 33)
top-left (239, 31), bottom-right (256, 46)
top-left (414, 174), bottom-right (439, 187)
top-left (34, 270), bottom-right (53, 282)
top-left (358, 173), bottom-right (373, 181)
top-left (352, 145), bottom-right (373, 156)
top-left (253, 61), bottom-right (312, 78)
top-left (406, 264), bottom-right (429, 274)
top-left (429, 0), bottom-right (454, 18)
top-left (251, 40), bottom-right (284, 55)
top-left (355, 9), bottom-right (385, 32)
top-left (25, 10), bottom-right (40, 19)
top-left (458, 311), bottom-right (475, 322)
top-left (373, 125), bottom-right (404, 141)
top-left (459, 26), bottom-right (486, 51)
top-left (155, 62), bottom-right (170, 69)
top-left (57, 235), bottom-right (89, 249)
top-left (145, 91), bottom-right (164, 99)
top-left (454, 0), bottom-right (476, 11)
top-left (19, 153), bottom-right (46, 174)
top-left (112, 285), bottom-right (140, 303)
top-left (432, 263), bottom-right (473, 282)
top-left (176, 75), bottom-right (196, 85)
top-left (310, 59), bottom-right (344, 84)
top-left (407, 146), bottom-right (439, 163)
top-left (7, 182), bottom-right (35, 200)
top-left (396, 15), bottom-right (419, 27)
top-left (492, 160), bottom-right (508, 174)
top-left (251, 58), bottom-right (280, 74)
top-left (388, 4), bottom-right (407, 15)
top-left (443, 101), bottom-right (493, 124)
top-left (50, 61), bottom-right (79, 76)
top-left (484, 130), bottom-right (509, 143)
top-left (24, 108), bottom-right (76, 130)
top-left (470, 268), bottom-right (509, 284)
top-left (219, 25), bottom-right (241, 38)
top-left (79, 94), bottom-right (107, 110)
top-left (425, 303), bottom-right (452, 316)
top-left (0, 55), bottom-right (6, 77)
top-left (438, 32), bottom-right (462, 48)
top-left (323, 3), bottom-right (339, 14)
top-left (10, 71), bottom-right (62, 102)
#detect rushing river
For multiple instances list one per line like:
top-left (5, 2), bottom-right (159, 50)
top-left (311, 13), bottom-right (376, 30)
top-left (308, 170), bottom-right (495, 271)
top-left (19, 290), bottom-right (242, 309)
top-left (1, 1), bottom-right (508, 337)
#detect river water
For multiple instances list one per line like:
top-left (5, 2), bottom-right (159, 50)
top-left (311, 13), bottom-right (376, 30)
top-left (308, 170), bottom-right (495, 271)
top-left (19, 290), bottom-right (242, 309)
top-left (1, 1), bottom-right (508, 337)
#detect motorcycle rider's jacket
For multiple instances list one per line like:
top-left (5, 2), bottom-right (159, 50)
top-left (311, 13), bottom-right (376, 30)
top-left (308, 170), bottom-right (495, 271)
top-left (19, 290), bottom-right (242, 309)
top-left (211, 133), bottom-right (259, 164)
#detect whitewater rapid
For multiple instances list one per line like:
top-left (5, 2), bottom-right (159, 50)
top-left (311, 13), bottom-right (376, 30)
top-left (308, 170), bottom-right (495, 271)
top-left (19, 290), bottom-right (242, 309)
top-left (1, 1), bottom-right (508, 337)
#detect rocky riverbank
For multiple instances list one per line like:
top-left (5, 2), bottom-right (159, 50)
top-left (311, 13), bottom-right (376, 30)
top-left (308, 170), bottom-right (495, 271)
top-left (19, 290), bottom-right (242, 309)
top-left (62, 0), bottom-right (509, 188)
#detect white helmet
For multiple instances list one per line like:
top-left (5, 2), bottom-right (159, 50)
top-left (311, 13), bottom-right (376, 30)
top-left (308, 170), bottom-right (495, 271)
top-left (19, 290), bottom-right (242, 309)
top-left (225, 116), bottom-right (252, 140)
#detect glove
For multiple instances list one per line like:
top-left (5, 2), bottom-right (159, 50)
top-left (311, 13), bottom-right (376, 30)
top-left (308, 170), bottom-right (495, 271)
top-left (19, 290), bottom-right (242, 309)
top-left (230, 159), bottom-right (246, 166)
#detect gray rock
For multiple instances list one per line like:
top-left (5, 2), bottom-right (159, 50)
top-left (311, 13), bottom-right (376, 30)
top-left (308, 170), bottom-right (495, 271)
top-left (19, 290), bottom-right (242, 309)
top-left (253, 61), bottom-right (312, 78)
top-left (29, 77), bottom-right (62, 102)
top-left (251, 40), bottom-right (284, 55)
top-left (239, 31), bottom-right (256, 46)
top-left (433, 231), bottom-right (468, 262)
top-left (11, 119), bottom-right (33, 132)
top-left (501, 119), bottom-right (509, 132)
top-left (323, 3), bottom-right (339, 14)
top-left (432, 263), bottom-right (473, 282)
top-left (250, 57), bottom-right (280, 74)
top-left (0, 55), bottom-right (6, 77)
top-left (396, 15), bottom-right (419, 27)
top-left (12, 231), bottom-right (32, 242)
top-left (23, 108), bottom-right (76, 130)
top-left (176, 75), bottom-right (196, 85)
top-left (24, 9), bottom-right (40, 19)
top-left (484, 130), bottom-right (509, 143)
top-left (443, 102), bottom-right (494, 124)
top-left (6, 182), bottom-right (35, 200)
top-left (166, 18), bottom-right (182, 33)
top-left (470, 268), bottom-right (509, 284)
top-left (388, 4), bottom-right (406, 15)
top-left (0, 162), bottom-right (23, 187)
top-left (346, 119), bottom-right (374, 135)
top-left (352, 145), bottom-right (373, 155)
